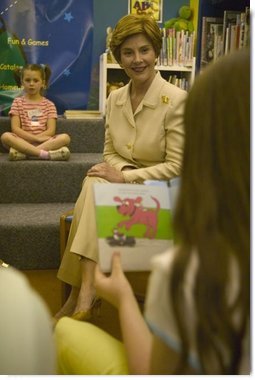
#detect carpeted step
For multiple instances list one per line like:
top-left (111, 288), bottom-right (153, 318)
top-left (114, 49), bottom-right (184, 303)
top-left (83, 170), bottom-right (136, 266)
top-left (0, 116), bottom-right (105, 270)
top-left (0, 153), bottom-right (102, 203)
top-left (0, 203), bottom-right (75, 270)
top-left (0, 116), bottom-right (105, 153)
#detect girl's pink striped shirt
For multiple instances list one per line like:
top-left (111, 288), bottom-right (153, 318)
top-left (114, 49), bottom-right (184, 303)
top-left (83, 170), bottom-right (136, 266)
top-left (9, 96), bottom-right (57, 134)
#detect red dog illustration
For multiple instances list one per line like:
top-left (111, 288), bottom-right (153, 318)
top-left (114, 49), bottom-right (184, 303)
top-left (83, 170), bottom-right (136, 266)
top-left (113, 196), bottom-right (160, 239)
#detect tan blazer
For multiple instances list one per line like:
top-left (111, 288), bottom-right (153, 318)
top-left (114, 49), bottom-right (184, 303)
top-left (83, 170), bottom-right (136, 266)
top-left (103, 71), bottom-right (187, 183)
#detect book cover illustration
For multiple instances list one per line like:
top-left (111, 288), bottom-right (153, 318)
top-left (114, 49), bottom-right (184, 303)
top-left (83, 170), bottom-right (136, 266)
top-left (93, 183), bottom-right (173, 271)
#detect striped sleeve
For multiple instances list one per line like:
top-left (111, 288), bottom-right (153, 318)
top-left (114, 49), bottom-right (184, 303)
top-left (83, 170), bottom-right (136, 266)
top-left (9, 98), bottom-right (21, 116)
top-left (44, 98), bottom-right (57, 119)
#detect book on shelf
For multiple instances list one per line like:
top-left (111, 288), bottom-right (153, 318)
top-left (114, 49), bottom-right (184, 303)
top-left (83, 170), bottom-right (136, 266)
top-left (222, 10), bottom-right (241, 53)
top-left (168, 74), bottom-right (189, 91)
top-left (223, 8), bottom-right (249, 54)
top-left (243, 7), bottom-right (250, 48)
top-left (200, 17), bottom-right (223, 70)
top-left (160, 28), bottom-right (168, 66)
top-left (93, 181), bottom-right (179, 272)
top-left (212, 24), bottom-right (224, 62)
top-left (238, 11), bottom-right (246, 49)
top-left (199, 7), bottom-right (249, 69)
top-left (211, 23), bottom-right (224, 62)
top-left (166, 28), bottom-right (174, 66)
top-left (229, 24), bottom-right (238, 53)
top-left (63, 110), bottom-right (103, 119)
top-left (158, 27), bottom-right (195, 67)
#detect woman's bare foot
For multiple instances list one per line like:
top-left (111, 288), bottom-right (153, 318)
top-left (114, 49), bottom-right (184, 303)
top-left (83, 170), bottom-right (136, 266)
top-left (73, 283), bottom-right (96, 315)
top-left (72, 257), bottom-right (97, 315)
top-left (54, 286), bottom-right (79, 320)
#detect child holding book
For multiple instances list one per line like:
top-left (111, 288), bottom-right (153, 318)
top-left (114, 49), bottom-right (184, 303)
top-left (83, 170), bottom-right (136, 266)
top-left (1, 64), bottom-right (70, 160)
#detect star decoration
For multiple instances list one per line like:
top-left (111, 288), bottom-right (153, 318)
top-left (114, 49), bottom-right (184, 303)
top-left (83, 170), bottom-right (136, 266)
top-left (63, 69), bottom-right (71, 77)
top-left (64, 12), bottom-right (74, 22)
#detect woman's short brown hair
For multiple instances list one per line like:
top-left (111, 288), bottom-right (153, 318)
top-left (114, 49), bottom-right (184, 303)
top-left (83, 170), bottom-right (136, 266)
top-left (110, 14), bottom-right (162, 64)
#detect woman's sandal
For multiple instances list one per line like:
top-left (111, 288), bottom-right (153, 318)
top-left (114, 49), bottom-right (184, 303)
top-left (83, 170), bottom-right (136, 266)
top-left (71, 297), bottom-right (102, 321)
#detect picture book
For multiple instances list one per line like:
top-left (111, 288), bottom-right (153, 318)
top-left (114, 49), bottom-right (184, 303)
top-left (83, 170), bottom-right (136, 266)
top-left (93, 182), bottom-right (176, 272)
top-left (64, 110), bottom-right (103, 119)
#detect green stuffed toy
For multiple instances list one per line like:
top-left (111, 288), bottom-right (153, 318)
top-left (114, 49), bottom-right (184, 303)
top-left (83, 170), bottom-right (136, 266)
top-left (164, 5), bottom-right (194, 32)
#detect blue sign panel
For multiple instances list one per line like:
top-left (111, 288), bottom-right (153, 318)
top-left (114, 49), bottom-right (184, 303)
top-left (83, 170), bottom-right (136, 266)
top-left (0, 0), bottom-right (94, 115)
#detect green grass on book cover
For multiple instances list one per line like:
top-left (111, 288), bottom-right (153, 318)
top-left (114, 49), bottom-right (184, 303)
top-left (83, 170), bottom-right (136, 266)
top-left (95, 206), bottom-right (173, 240)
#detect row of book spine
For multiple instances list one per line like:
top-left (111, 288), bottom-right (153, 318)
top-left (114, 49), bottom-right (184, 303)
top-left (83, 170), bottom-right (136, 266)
top-left (200, 6), bottom-right (249, 70)
top-left (159, 28), bottom-right (195, 67)
top-left (168, 74), bottom-right (190, 91)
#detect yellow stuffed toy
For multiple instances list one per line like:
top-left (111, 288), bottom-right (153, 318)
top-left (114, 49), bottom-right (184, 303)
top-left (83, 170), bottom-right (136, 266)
top-left (164, 5), bottom-right (194, 32)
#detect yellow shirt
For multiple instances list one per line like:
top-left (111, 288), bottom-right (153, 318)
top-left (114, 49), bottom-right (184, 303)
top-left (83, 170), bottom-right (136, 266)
top-left (103, 71), bottom-right (187, 183)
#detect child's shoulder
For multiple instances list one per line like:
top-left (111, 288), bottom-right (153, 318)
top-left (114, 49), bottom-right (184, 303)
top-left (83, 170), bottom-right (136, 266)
top-left (11, 95), bottom-right (25, 106)
top-left (41, 96), bottom-right (55, 106)
top-left (41, 97), bottom-right (57, 115)
top-left (13, 94), bottom-right (25, 101)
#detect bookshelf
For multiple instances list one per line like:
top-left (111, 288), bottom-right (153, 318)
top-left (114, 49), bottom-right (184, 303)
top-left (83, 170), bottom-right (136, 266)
top-left (99, 53), bottom-right (196, 115)
top-left (194, 0), bottom-right (250, 72)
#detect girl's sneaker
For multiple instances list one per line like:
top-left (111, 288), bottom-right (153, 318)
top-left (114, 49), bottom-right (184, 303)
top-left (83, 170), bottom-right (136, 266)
top-left (0, 259), bottom-right (9, 268)
top-left (49, 147), bottom-right (70, 161)
top-left (9, 147), bottom-right (27, 161)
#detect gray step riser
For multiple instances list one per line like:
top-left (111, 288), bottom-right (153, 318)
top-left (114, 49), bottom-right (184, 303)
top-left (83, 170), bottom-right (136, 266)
top-left (0, 224), bottom-right (60, 270)
top-left (0, 203), bottom-right (74, 270)
top-left (0, 153), bottom-right (102, 203)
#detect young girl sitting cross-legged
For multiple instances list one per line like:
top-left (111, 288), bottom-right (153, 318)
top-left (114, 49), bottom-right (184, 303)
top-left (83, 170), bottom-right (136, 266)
top-left (1, 63), bottom-right (70, 161)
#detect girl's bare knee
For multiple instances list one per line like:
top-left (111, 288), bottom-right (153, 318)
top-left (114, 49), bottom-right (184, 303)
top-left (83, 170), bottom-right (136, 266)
top-left (1, 132), bottom-right (11, 145)
top-left (63, 133), bottom-right (71, 146)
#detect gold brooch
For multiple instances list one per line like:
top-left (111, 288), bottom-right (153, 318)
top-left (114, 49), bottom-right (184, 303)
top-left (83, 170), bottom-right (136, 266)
top-left (161, 95), bottom-right (169, 104)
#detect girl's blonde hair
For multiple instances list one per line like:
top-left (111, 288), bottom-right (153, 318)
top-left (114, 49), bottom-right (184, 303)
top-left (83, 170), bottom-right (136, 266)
top-left (110, 14), bottom-right (162, 64)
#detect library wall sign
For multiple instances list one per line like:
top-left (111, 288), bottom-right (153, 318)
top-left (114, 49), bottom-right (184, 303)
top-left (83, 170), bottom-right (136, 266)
top-left (0, 0), bottom-right (94, 115)
top-left (128, 0), bottom-right (163, 22)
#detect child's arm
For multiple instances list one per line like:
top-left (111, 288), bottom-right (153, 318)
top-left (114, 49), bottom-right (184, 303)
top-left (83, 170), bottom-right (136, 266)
top-left (37, 118), bottom-right (56, 138)
top-left (11, 115), bottom-right (40, 144)
top-left (94, 253), bottom-right (152, 374)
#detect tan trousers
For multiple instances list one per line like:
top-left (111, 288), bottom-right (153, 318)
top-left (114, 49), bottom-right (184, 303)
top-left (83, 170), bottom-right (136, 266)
top-left (57, 176), bottom-right (108, 287)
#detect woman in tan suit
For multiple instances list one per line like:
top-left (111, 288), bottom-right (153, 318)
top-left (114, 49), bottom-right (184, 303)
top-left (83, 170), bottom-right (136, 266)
top-left (55, 14), bottom-right (187, 321)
